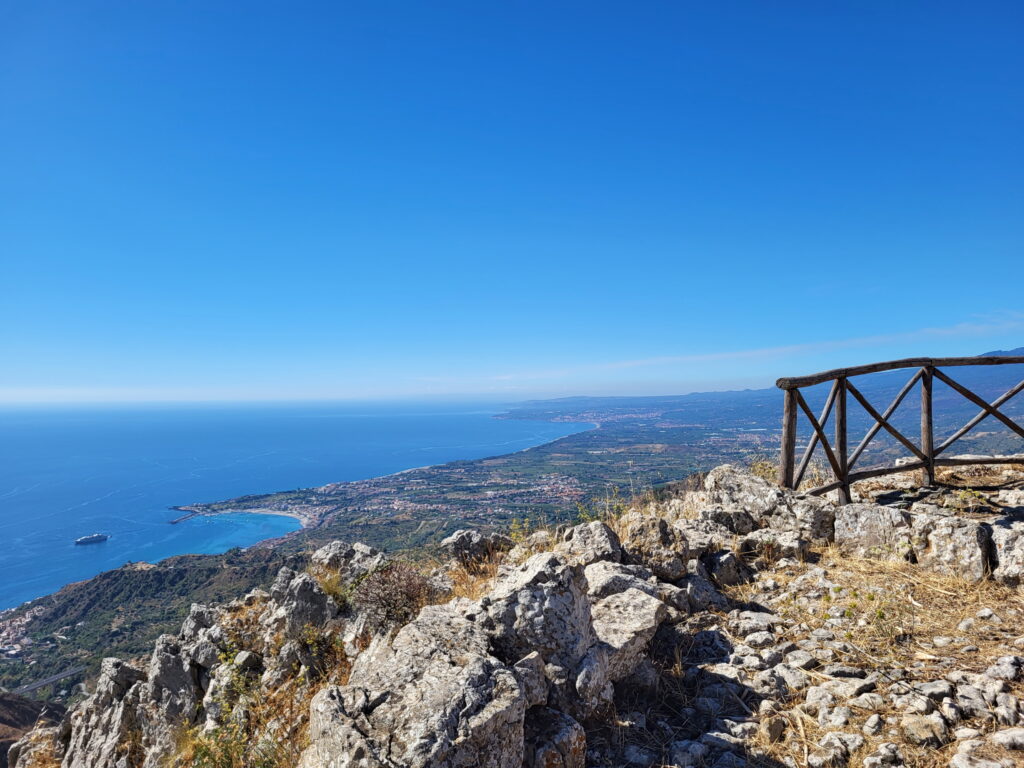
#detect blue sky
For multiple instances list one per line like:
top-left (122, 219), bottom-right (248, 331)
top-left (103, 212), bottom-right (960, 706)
top-left (2, 2), bottom-right (1022, 402)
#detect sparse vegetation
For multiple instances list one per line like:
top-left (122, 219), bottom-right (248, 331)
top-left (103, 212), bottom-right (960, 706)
top-left (352, 561), bottom-right (436, 632)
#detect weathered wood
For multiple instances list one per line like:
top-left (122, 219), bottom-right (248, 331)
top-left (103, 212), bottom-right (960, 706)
top-left (921, 366), bottom-right (935, 485)
top-left (806, 456), bottom-right (1024, 496)
top-left (778, 355), bottom-right (1024, 499)
top-left (835, 378), bottom-right (850, 503)
top-left (779, 389), bottom-right (798, 489)
top-left (807, 460), bottom-right (928, 495)
top-left (776, 355), bottom-right (1024, 390)
top-left (847, 368), bottom-right (922, 470)
top-left (935, 377), bottom-right (1024, 456)
top-left (794, 379), bottom-right (840, 488)
top-left (845, 380), bottom-right (927, 463)
top-left (932, 368), bottom-right (1024, 441)
top-left (794, 389), bottom-right (844, 480)
top-left (935, 456), bottom-right (1024, 467)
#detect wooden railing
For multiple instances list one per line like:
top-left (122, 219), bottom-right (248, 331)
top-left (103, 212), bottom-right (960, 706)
top-left (776, 356), bottom-right (1024, 503)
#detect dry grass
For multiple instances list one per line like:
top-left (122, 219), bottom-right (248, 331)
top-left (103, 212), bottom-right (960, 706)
top-left (722, 547), bottom-right (1024, 768)
top-left (445, 552), bottom-right (503, 601)
top-left (8, 728), bottom-right (63, 768)
top-left (171, 662), bottom-right (327, 768)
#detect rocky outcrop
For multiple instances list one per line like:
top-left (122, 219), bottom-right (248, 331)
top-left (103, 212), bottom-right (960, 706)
top-left (13, 465), bottom-right (1024, 768)
top-left (618, 511), bottom-right (688, 581)
top-left (440, 529), bottom-right (514, 566)
top-left (301, 602), bottom-right (525, 768)
top-left (554, 521), bottom-right (622, 566)
top-left (693, 464), bottom-right (836, 541)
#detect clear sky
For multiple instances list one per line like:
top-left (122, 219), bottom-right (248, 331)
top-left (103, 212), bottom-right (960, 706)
top-left (2, 2), bottom-right (1022, 403)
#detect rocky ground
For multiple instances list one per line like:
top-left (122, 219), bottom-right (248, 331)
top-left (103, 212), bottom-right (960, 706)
top-left (9, 462), bottom-right (1024, 768)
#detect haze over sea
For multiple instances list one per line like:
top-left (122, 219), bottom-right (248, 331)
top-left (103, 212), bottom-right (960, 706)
top-left (0, 402), bottom-right (588, 610)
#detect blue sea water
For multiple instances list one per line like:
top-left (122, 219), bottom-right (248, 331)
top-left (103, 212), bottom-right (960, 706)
top-left (0, 402), bottom-right (589, 610)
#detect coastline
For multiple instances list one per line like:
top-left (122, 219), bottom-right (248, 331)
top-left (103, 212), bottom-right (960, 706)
top-left (174, 416), bottom-right (600, 528)
top-left (169, 506), bottom-right (315, 528)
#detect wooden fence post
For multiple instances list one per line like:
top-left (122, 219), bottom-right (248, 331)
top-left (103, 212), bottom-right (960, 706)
top-left (921, 366), bottom-right (935, 486)
top-left (779, 388), bottom-right (797, 489)
top-left (835, 378), bottom-right (850, 503)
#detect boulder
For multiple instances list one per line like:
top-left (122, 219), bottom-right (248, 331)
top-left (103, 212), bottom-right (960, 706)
top-left (697, 465), bottom-right (836, 541)
top-left (310, 541), bottom-right (387, 581)
top-left (583, 561), bottom-right (658, 600)
top-left (262, 568), bottom-right (339, 639)
top-left (523, 708), bottom-right (586, 768)
top-left (834, 504), bottom-right (913, 559)
top-left (706, 550), bottom-right (751, 586)
top-left (299, 602), bottom-right (525, 768)
top-left (482, 554), bottom-right (595, 670)
top-left (741, 529), bottom-right (809, 562)
top-left (440, 529), bottom-right (513, 566)
top-left (618, 510), bottom-right (689, 581)
top-left (991, 519), bottom-right (1024, 586)
top-left (590, 588), bottom-right (666, 681)
top-left (555, 521), bottom-right (622, 566)
top-left (900, 713), bottom-right (949, 747)
top-left (671, 519), bottom-right (732, 558)
top-left (910, 514), bottom-right (991, 582)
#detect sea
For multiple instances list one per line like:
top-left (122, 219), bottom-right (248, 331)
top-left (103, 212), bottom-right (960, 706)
top-left (0, 402), bottom-right (590, 610)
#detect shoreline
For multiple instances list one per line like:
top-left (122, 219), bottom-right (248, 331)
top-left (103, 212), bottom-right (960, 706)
top-left (175, 417), bottom-right (600, 528)
top-left (4, 412), bottom-right (596, 611)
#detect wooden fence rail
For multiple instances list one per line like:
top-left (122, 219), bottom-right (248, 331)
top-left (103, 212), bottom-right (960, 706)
top-left (776, 356), bottom-right (1024, 503)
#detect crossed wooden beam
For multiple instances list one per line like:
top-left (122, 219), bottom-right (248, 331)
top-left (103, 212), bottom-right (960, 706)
top-left (776, 356), bottom-right (1024, 502)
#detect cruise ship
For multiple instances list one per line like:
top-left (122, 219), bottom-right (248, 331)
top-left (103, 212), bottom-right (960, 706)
top-left (74, 533), bottom-right (109, 545)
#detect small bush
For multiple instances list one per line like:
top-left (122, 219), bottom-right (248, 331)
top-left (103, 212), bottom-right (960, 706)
top-left (175, 722), bottom-right (297, 768)
top-left (746, 455), bottom-right (778, 482)
top-left (352, 561), bottom-right (434, 631)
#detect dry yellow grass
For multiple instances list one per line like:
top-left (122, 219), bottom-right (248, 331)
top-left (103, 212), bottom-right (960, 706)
top-left (722, 547), bottom-right (1024, 768)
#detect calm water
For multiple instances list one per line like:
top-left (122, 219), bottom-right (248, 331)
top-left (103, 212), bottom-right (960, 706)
top-left (0, 402), bottom-right (588, 609)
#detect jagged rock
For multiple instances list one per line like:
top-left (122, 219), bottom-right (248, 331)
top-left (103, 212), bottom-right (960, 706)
top-left (513, 651), bottom-right (549, 708)
top-left (583, 561), bottom-right (658, 600)
top-left (997, 489), bottom-right (1024, 508)
top-left (697, 464), bottom-right (836, 540)
top-left (263, 568), bottom-right (339, 639)
top-left (700, 506), bottom-right (757, 534)
top-left (440, 529), bottom-right (514, 566)
top-left (300, 602), bottom-right (526, 768)
top-left (590, 588), bottom-right (666, 681)
top-left (991, 519), bottom-right (1024, 586)
top-left (669, 739), bottom-right (709, 767)
top-left (862, 742), bottom-right (903, 767)
top-left (618, 510), bottom-right (689, 581)
top-left (483, 554), bottom-right (594, 670)
top-left (60, 658), bottom-right (147, 768)
top-left (697, 465), bottom-right (788, 522)
top-left (311, 541), bottom-right (387, 580)
top-left (523, 708), bottom-right (585, 768)
top-left (672, 518), bottom-right (732, 558)
top-left (984, 656), bottom-right (1022, 682)
top-left (683, 572), bottom-right (729, 611)
top-left (705, 550), bottom-right (751, 586)
top-left (7, 727), bottom-right (61, 768)
top-left (555, 521), bottom-right (622, 566)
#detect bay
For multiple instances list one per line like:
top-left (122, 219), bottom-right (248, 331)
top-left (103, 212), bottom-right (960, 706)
top-left (0, 402), bottom-right (587, 609)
